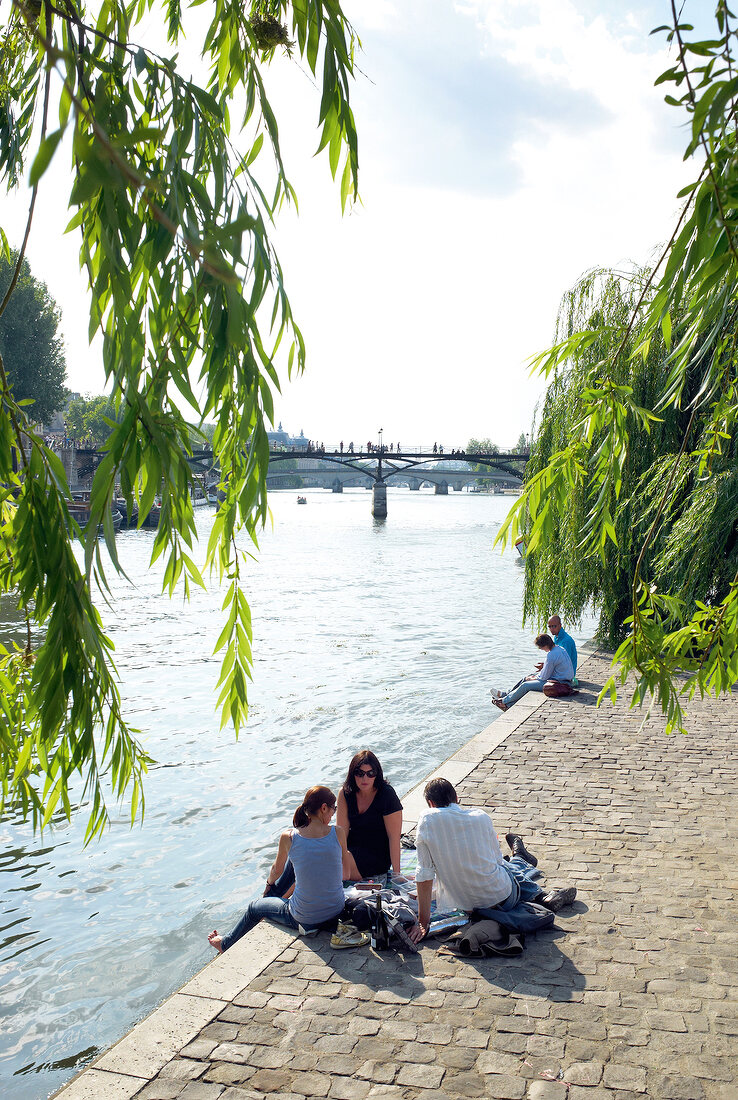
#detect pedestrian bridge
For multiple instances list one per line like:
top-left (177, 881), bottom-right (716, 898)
top-left (187, 449), bottom-right (529, 515)
top-left (264, 451), bottom-right (527, 493)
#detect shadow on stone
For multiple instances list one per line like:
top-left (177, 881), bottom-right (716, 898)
top-left (439, 926), bottom-right (587, 1003)
top-left (299, 933), bottom-right (429, 1001)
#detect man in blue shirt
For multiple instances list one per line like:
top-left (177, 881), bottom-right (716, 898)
top-left (548, 614), bottom-right (578, 681)
top-left (493, 634), bottom-right (574, 711)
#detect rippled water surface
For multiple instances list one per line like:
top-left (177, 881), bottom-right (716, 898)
top-left (0, 489), bottom-right (594, 1097)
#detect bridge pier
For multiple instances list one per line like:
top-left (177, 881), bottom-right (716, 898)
top-left (372, 481), bottom-right (387, 518)
top-left (409, 479), bottom-right (420, 491)
top-left (331, 479), bottom-right (343, 493)
top-left (434, 481), bottom-right (448, 495)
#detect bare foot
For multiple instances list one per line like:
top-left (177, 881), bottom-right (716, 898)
top-left (208, 930), bottom-right (224, 954)
top-left (493, 698), bottom-right (508, 712)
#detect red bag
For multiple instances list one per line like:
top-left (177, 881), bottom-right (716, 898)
top-left (543, 680), bottom-right (576, 698)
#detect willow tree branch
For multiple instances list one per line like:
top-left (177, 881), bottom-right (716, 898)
top-left (671, 0), bottom-right (738, 266)
top-left (0, 33), bottom-right (51, 321)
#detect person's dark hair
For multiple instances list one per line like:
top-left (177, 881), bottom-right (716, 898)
top-left (343, 750), bottom-right (385, 796)
top-left (535, 633), bottom-right (554, 650)
top-left (293, 785), bottom-right (336, 828)
top-left (423, 778), bottom-right (457, 807)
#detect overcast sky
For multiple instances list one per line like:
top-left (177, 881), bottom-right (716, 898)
top-left (6, 0), bottom-right (695, 450)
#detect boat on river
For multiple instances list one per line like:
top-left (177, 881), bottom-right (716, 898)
top-left (113, 498), bottom-right (162, 528)
top-left (66, 497), bottom-right (124, 535)
top-left (297, 495), bottom-right (306, 504)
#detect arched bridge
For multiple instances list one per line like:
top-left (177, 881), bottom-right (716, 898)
top-left (189, 449), bottom-right (529, 516)
top-left (265, 451), bottom-right (527, 493)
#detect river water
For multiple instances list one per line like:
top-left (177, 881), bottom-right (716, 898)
top-left (0, 489), bottom-right (593, 1098)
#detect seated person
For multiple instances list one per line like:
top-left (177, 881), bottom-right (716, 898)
top-left (337, 750), bottom-right (403, 882)
top-left (208, 786), bottom-right (352, 953)
top-left (409, 778), bottom-right (576, 943)
top-left (548, 614), bottom-right (578, 683)
top-left (493, 633), bottom-right (574, 711)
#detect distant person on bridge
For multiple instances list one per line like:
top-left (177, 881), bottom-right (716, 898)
top-left (548, 614), bottom-right (578, 684)
top-left (492, 633), bottom-right (574, 712)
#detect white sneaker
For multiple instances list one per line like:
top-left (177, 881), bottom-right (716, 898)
top-left (489, 687), bottom-right (503, 699)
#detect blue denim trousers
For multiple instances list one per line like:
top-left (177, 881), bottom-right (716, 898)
top-left (221, 896), bottom-right (300, 952)
top-left (502, 678), bottom-right (544, 707)
top-left (473, 857), bottom-right (553, 933)
top-left (265, 863), bottom-right (296, 897)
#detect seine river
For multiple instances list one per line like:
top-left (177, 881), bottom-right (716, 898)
top-left (0, 489), bottom-right (593, 1098)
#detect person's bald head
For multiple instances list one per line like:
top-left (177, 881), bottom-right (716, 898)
top-left (547, 615), bottom-right (562, 636)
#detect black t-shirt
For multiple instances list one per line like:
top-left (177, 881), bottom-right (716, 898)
top-left (345, 783), bottom-right (403, 877)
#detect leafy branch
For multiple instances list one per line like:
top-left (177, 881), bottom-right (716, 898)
top-left (496, 1), bottom-right (738, 733)
top-left (0, 0), bottom-right (360, 838)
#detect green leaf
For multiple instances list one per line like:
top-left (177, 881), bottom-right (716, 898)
top-left (29, 128), bottom-right (64, 186)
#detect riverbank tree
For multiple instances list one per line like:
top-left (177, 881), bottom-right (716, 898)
top-left (498, 1), bottom-right (738, 733)
top-left (65, 394), bottom-right (119, 445)
top-left (0, 0), bottom-right (359, 840)
top-left (0, 252), bottom-right (67, 424)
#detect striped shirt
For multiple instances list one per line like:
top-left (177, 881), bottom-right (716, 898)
top-left (415, 804), bottom-right (511, 911)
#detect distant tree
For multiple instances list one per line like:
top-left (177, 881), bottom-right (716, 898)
top-left (64, 396), bottom-right (86, 440)
top-left (511, 433), bottom-right (528, 454)
top-left (466, 437), bottom-right (500, 479)
top-left (65, 395), bottom-right (119, 445)
top-left (466, 437), bottom-right (500, 455)
top-left (0, 253), bottom-right (67, 424)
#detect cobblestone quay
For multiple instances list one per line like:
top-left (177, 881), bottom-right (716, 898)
top-left (57, 652), bottom-right (737, 1100)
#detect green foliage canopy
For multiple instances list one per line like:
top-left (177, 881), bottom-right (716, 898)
top-left (466, 437), bottom-right (500, 455)
top-left (65, 393), bottom-right (119, 444)
top-left (0, 251), bottom-right (67, 424)
top-left (498, 1), bottom-right (738, 733)
top-left (0, 0), bottom-right (359, 840)
top-left (466, 437), bottom-right (499, 475)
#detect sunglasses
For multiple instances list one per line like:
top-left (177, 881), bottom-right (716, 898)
top-left (354, 767), bottom-right (376, 778)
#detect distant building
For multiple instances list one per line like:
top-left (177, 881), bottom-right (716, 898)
top-left (267, 423), bottom-right (309, 449)
top-left (267, 422), bottom-right (290, 447)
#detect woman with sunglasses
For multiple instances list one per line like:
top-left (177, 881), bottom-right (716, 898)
top-left (208, 786), bottom-right (350, 953)
top-left (336, 750), bottom-right (403, 883)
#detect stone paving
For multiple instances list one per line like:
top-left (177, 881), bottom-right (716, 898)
top-left (57, 652), bottom-right (738, 1100)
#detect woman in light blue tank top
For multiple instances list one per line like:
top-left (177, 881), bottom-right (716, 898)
top-left (208, 786), bottom-right (352, 953)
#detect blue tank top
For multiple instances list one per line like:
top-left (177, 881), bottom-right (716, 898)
top-left (287, 827), bottom-right (345, 926)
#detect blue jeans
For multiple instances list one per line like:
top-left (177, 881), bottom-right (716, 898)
top-left (473, 857), bottom-right (553, 933)
top-left (265, 863), bottom-right (296, 897)
top-left (221, 896), bottom-right (300, 951)
top-left (502, 678), bottom-right (544, 707)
